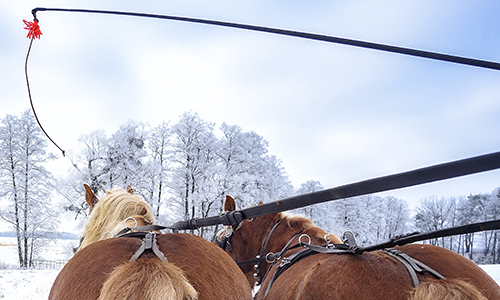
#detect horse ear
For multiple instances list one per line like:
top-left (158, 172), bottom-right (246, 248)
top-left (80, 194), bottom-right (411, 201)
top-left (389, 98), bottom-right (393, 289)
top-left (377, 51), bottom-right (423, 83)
top-left (84, 184), bottom-right (98, 212)
top-left (224, 195), bottom-right (236, 212)
top-left (126, 186), bottom-right (135, 194)
top-left (258, 201), bottom-right (264, 205)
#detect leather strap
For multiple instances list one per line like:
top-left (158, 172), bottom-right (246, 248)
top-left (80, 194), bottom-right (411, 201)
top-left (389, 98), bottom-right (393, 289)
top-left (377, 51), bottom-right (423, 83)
top-left (115, 224), bottom-right (167, 237)
top-left (381, 248), bottom-right (445, 287)
top-left (169, 151), bottom-right (500, 231)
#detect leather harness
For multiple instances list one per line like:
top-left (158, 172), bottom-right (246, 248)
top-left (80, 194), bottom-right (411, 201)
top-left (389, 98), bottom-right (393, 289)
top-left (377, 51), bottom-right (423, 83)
top-left (115, 224), bottom-right (169, 263)
top-left (220, 225), bottom-right (446, 299)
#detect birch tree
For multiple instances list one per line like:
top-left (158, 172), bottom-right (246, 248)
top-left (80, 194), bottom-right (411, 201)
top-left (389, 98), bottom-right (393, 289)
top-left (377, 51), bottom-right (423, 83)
top-left (169, 112), bottom-right (218, 225)
top-left (146, 121), bottom-right (172, 220)
top-left (0, 111), bottom-right (57, 268)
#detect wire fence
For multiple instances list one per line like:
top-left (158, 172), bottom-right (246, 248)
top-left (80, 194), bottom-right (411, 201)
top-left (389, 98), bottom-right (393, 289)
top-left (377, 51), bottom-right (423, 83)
top-left (30, 260), bottom-right (68, 270)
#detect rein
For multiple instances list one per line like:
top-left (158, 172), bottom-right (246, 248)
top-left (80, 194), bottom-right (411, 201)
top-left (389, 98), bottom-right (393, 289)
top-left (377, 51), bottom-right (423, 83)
top-left (169, 151), bottom-right (500, 231)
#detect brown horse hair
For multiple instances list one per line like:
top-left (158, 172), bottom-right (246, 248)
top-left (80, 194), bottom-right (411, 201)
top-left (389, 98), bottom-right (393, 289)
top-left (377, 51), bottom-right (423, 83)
top-left (98, 255), bottom-right (198, 300)
top-left (215, 212), bottom-right (343, 247)
top-left (409, 279), bottom-right (487, 300)
top-left (280, 212), bottom-right (343, 244)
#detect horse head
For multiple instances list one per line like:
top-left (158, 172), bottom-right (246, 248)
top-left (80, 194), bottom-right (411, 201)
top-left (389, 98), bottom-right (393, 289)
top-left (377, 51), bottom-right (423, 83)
top-left (78, 185), bottom-right (155, 251)
top-left (217, 195), bottom-right (343, 287)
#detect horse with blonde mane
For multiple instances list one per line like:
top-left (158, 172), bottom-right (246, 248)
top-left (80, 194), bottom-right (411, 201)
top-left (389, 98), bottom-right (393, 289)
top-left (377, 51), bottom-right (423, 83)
top-left (49, 185), bottom-right (252, 300)
top-left (218, 196), bottom-right (500, 300)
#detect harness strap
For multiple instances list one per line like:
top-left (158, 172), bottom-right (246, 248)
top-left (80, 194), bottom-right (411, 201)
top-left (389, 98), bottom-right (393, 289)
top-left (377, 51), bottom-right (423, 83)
top-left (381, 248), bottom-right (445, 287)
top-left (263, 247), bottom-right (315, 298)
top-left (382, 249), bottom-right (420, 287)
top-left (253, 219), bottom-right (283, 284)
top-left (226, 241), bottom-right (241, 264)
top-left (115, 224), bottom-right (167, 237)
top-left (262, 244), bottom-right (446, 297)
top-left (219, 218), bottom-right (286, 289)
top-left (130, 232), bottom-right (167, 263)
top-left (304, 243), bottom-right (362, 255)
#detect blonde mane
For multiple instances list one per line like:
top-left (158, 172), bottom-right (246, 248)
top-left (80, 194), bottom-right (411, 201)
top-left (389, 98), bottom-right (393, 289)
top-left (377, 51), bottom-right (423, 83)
top-left (79, 188), bottom-right (155, 250)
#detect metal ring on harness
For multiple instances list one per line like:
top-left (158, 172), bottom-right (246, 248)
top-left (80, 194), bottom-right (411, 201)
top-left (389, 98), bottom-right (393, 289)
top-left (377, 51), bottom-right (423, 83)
top-left (124, 217), bottom-right (138, 230)
top-left (266, 252), bottom-right (277, 264)
top-left (103, 231), bottom-right (113, 239)
top-left (298, 234), bottom-right (311, 246)
top-left (324, 234), bottom-right (331, 245)
top-left (224, 227), bottom-right (233, 238)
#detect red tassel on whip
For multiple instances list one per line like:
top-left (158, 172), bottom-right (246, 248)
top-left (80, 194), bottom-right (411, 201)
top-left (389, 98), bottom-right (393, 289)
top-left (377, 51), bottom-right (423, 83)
top-left (23, 19), bottom-right (42, 39)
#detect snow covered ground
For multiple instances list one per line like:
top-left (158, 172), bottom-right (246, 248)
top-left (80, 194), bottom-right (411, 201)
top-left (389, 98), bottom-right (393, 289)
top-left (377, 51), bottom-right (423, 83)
top-left (0, 237), bottom-right (78, 300)
top-left (0, 238), bottom-right (499, 300)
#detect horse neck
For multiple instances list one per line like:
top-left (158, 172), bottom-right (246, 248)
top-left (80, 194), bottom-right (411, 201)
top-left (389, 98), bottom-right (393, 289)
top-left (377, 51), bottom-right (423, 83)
top-left (266, 216), bottom-right (313, 251)
top-left (261, 214), bottom-right (343, 256)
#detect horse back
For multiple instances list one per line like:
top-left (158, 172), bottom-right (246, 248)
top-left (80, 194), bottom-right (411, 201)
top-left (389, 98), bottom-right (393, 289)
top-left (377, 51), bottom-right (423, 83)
top-left (50, 233), bottom-right (251, 300)
top-left (260, 245), bottom-right (500, 299)
top-left (156, 233), bottom-right (252, 299)
top-left (396, 244), bottom-right (500, 299)
top-left (262, 250), bottom-right (414, 299)
top-left (49, 237), bottom-right (142, 300)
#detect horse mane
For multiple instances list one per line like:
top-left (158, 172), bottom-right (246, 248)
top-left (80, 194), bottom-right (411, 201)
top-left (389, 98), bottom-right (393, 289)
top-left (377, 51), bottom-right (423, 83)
top-left (79, 188), bottom-right (155, 250)
top-left (279, 212), bottom-right (343, 244)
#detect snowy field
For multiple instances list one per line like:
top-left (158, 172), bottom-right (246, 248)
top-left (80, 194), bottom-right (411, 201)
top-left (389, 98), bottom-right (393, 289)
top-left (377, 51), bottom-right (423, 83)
top-left (0, 238), bottom-right (499, 300)
top-left (0, 237), bottom-right (78, 300)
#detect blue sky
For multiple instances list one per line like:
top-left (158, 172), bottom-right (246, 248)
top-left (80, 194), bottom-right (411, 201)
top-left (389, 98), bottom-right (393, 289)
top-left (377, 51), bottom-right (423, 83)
top-left (1, 1), bottom-right (500, 209)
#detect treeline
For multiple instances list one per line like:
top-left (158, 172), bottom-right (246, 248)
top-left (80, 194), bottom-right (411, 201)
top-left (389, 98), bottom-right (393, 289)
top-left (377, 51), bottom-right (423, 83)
top-left (415, 192), bottom-right (500, 264)
top-left (0, 110), bottom-right (498, 266)
top-left (295, 183), bottom-right (500, 264)
top-left (59, 111), bottom-right (294, 241)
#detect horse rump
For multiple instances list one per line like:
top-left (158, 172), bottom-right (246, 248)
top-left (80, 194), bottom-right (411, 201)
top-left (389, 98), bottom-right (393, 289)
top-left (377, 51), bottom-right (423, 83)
top-left (98, 256), bottom-right (198, 300)
top-left (409, 278), bottom-right (487, 300)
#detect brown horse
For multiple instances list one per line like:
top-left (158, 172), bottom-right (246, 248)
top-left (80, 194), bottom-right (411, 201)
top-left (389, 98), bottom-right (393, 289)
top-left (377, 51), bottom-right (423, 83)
top-left (49, 186), bottom-right (252, 300)
top-left (219, 196), bottom-right (500, 300)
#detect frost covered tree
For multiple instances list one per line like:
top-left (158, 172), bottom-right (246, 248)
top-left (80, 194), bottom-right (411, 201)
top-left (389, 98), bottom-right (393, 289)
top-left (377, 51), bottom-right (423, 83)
top-left (0, 111), bottom-right (57, 268)
top-left (222, 128), bottom-right (293, 207)
top-left (458, 192), bottom-right (500, 263)
top-left (169, 112), bottom-right (219, 228)
top-left (56, 130), bottom-right (110, 219)
top-left (383, 196), bottom-right (412, 239)
top-left (303, 194), bottom-right (411, 246)
top-left (291, 180), bottom-right (325, 223)
top-left (415, 196), bottom-right (457, 247)
top-left (326, 195), bottom-right (383, 245)
top-left (105, 121), bottom-right (149, 193)
top-left (146, 121), bottom-right (172, 220)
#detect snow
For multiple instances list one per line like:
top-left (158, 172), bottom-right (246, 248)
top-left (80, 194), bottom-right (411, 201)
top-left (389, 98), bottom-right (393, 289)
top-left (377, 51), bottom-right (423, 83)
top-left (480, 265), bottom-right (500, 284)
top-left (0, 237), bottom-right (78, 300)
top-left (0, 269), bottom-right (59, 299)
top-left (0, 238), bottom-right (499, 299)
